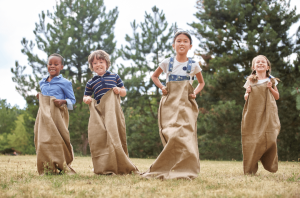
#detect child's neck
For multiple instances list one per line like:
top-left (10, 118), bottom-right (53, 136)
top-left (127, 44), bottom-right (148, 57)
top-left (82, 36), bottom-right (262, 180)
top-left (256, 71), bottom-right (267, 80)
top-left (175, 54), bottom-right (188, 62)
top-left (47, 74), bottom-right (60, 82)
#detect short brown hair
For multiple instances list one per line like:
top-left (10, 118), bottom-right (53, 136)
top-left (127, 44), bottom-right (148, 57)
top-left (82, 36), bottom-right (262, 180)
top-left (88, 50), bottom-right (111, 72)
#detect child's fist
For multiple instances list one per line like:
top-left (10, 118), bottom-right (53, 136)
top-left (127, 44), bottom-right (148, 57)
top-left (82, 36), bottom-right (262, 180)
top-left (54, 99), bottom-right (67, 107)
top-left (244, 93), bottom-right (249, 101)
top-left (246, 85), bottom-right (251, 93)
top-left (267, 81), bottom-right (272, 89)
top-left (161, 86), bottom-right (168, 95)
top-left (189, 93), bottom-right (197, 99)
top-left (83, 96), bottom-right (92, 104)
top-left (113, 87), bottom-right (121, 95)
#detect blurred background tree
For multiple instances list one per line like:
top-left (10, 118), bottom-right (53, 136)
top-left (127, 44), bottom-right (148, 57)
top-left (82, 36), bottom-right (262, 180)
top-left (190, 0), bottom-right (300, 160)
top-left (11, 0), bottom-right (119, 155)
top-left (120, 6), bottom-right (174, 157)
top-left (0, 99), bottom-right (28, 153)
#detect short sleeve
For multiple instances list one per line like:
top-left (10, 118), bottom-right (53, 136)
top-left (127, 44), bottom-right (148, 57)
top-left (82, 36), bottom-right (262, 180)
top-left (243, 80), bottom-right (250, 89)
top-left (193, 62), bottom-right (202, 75)
top-left (159, 58), bottom-right (170, 73)
top-left (84, 80), bottom-right (93, 96)
top-left (116, 74), bottom-right (124, 88)
top-left (273, 78), bottom-right (278, 86)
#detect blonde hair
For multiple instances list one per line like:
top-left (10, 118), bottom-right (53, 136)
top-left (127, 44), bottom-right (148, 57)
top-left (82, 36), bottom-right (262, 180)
top-left (88, 50), bottom-right (111, 72)
top-left (248, 55), bottom-right (279, 85)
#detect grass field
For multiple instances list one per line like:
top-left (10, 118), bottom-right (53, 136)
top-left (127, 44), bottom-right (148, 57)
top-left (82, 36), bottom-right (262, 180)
top-left (0, 156), bottom-right (299, 198)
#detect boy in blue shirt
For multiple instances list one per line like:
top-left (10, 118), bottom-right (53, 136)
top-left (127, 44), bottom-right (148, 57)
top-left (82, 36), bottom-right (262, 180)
top-left (83, 50), bottom-right (125, 104)
top-left (37, 54), bottom-right (76, 109)
top-left (34, 53), bottom-right (76, 175)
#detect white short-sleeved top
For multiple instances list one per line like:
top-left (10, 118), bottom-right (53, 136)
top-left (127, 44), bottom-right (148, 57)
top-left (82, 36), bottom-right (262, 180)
top-left (159, 57), bottom-right (202, 84)
top-left (243, 76), bottom-right (278, 89)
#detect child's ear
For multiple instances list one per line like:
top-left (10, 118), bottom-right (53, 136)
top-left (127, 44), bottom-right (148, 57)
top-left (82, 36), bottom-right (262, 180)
top-left (60, 65), bottom-right (64, 70)
top-left (189, 44), bottom-right (193, 50)
top-left (172, 43), bottom-right (175, 50)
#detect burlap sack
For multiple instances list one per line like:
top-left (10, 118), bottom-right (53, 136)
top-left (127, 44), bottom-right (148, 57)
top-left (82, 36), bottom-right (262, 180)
top-left (34, 93), bottom-right (75, 175)
top-left (88, 89), bottom-right (139, 175)
top-left (141, 81), bottom-right (200, 180)
top-left (241, 82), bottom-right (280, 174)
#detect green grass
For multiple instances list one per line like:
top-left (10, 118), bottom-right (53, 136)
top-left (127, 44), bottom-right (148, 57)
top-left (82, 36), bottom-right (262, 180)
top-left (0, 156), bottom-right (299, 197)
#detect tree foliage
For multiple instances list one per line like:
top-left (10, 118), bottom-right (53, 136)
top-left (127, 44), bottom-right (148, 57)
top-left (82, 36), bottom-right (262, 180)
top-left (120, 6), bottom-right (175, 157)
top-left (0, 99), bottom-right (21, 152)
top-left (11, 0), bottom-right (119, 155)
top-left (190, 0), bottom-right (300, 160)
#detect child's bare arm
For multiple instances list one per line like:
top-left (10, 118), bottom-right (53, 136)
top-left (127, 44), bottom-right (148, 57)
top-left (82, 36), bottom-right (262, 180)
top-left (267, 82), bottom-right (279, 100)
top-left (113, 86), bottom-right (126, 97)
top-left (152, 67), bottom-right (167, 95)
top-left (190, 72), bottom-right (205, 98)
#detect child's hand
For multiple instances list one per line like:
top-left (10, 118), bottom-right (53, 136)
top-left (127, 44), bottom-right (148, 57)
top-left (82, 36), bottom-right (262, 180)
top-left (36, 93), bottom-right (39, 100)
top-left (161, 86), bottom-right (168, 95)
top-left (83, 96), bottom-right (92, 104)
top-left (54, 99), bottom-right (67, 107)
top-left (244, 93), bottom-right (249, 101)
top-left (246, 85), bottom-right (251, 93)
top-left (189, 92), bottom-right (197, 99)
top-left (113, 87), bottom-right (121, 95)
top-left (267, 81), bottom-right (272, 89)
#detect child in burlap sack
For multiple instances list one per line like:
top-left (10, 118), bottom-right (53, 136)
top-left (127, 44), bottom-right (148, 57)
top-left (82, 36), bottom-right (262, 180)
top-left (141, 29), bottom-right (205, 180)
top-left (83, 50), bottom-right (139, 175)
top-left (242, 55), bottom-right (280, 174)
top-left (35, 53), bottom-right (76, 175)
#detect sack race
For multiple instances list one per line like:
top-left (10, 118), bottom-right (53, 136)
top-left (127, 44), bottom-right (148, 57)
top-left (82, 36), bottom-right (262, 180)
top-left (88, 89), bottom-right (139, 175)
top-left (34, 93), bottom-right (75, 175)
top-left (241, 82), bottom-right (280, 174)
top-left (141, 81), bottom-right (200, 180)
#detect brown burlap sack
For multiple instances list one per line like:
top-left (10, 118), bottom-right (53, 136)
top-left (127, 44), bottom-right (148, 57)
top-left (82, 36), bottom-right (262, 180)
top-left (88, 89), bottom-right (139, 175)
top-left (141, 81), bottom-right (200, 180)
top-left (241, 82), bottom-right (280, 174)
top-left (34, 93), bottom-right (76, 175)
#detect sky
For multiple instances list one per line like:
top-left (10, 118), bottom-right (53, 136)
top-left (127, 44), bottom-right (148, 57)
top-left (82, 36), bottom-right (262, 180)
top-left (0, 0), bottom-right (299, 109)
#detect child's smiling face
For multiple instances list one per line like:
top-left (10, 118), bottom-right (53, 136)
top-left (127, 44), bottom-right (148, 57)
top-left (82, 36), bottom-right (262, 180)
top-left (47, 56), bottom-right (63, 78)
top-left (172, 34), bottom-right (192, 56)
top-left (253, 56), bottom-right (270, 73)
top-left (92, 57), bottom-right (107, 76)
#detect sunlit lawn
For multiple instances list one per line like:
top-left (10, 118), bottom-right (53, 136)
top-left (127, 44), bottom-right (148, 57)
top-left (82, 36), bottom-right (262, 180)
top-left (0, 155), bottom-right (299, 197)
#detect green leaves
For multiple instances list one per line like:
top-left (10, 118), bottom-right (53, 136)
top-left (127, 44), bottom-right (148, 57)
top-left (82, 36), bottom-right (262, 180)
top-left (120, 6), bottom-right (174, 158)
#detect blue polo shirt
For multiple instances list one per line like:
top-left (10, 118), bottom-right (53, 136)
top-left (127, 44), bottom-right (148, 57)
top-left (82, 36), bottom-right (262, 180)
top-left (84, 71), bottom-right (124, 103)
top-left (39, 74), bottom-right (76, 110)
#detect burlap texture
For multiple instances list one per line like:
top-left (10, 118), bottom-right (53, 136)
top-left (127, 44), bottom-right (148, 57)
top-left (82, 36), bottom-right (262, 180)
top-left (88, 89), bottom-right (139, 175)
top-left (241, 82), bottom-right (280, 174)
top-left (34, 93), bottom-right (75, 175)
top-left (141, 81), bottom-right (200, 180)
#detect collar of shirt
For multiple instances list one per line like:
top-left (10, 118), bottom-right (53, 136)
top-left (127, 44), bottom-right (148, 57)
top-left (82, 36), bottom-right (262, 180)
top-left (92, 71), bottom-right (111, 81)
top-left (43, 74), bottom-right (63, 82)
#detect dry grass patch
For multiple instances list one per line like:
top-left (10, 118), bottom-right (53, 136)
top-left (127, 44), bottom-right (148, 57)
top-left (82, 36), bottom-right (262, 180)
top-left (0, 156), bottom-right (299, 197)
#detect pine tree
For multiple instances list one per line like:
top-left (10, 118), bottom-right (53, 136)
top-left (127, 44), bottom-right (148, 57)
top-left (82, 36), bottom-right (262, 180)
top-left (11, 0), bottom-right (119, 154)
top-left (120, 6), bottom-right (174, 157)
top-left (190, 0), bottom-right (300, 160)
